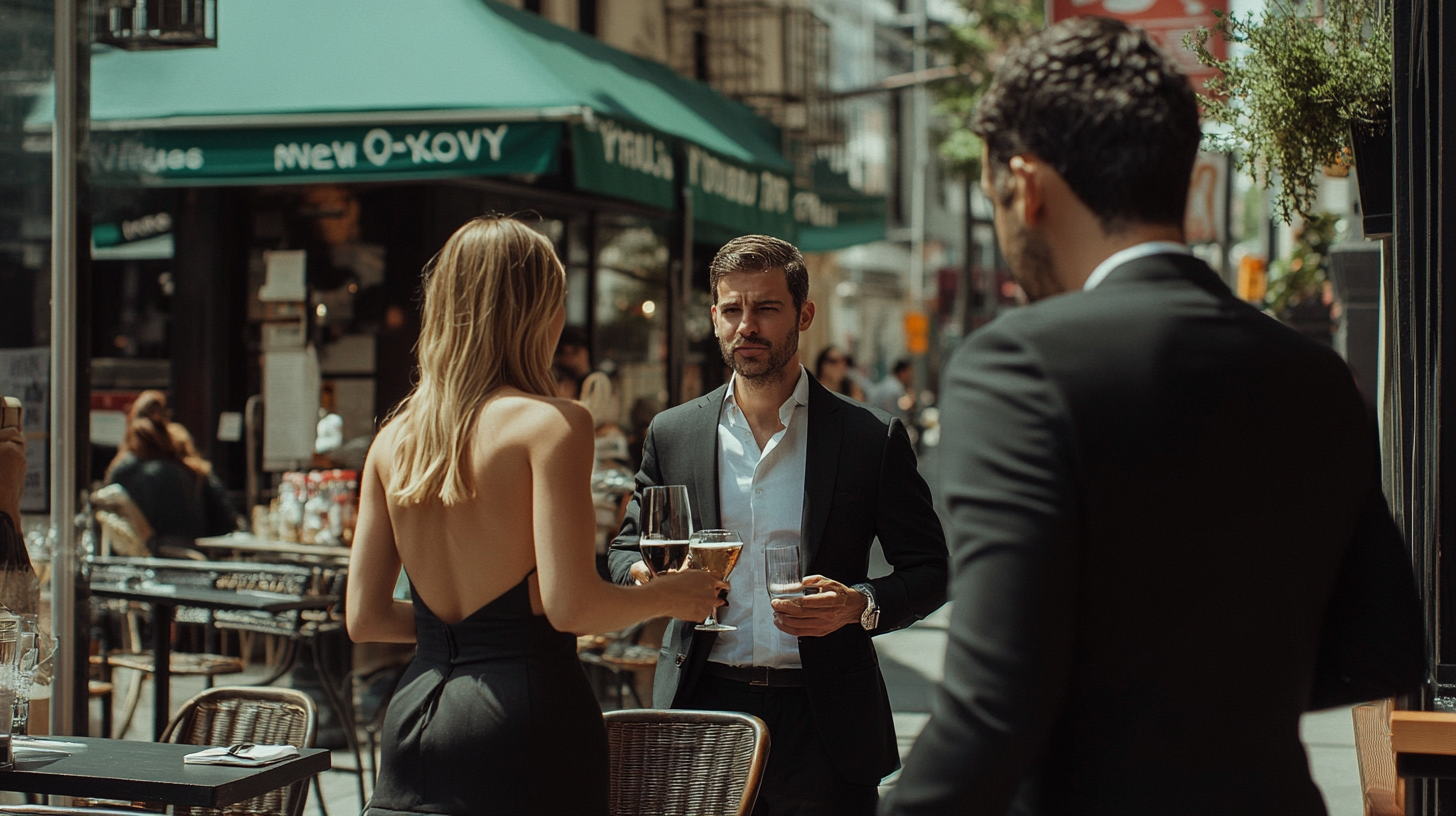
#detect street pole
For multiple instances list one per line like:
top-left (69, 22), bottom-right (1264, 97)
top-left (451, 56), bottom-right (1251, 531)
top-left (49, 0), bottom-right (79, 736)
top-left (908, 0), bottom-right (928, 309)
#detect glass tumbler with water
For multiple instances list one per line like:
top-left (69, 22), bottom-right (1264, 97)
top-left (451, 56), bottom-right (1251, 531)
top-left (765, 543), bottom-right (805, 599)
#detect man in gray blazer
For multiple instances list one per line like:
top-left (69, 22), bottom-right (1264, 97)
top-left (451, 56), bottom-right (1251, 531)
top-left (609, 235), bottom-right (948, 816)
top-left (883, 16), bottom-right (1424, 816)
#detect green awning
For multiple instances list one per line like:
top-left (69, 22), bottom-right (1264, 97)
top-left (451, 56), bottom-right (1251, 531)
top-left (30, 0), bottom-right (865, 245)
top-left (794, 159), bottom-right (888, 253)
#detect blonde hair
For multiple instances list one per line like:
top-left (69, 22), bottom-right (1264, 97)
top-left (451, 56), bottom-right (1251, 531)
top-left (386, 216), bottom-right (566, 506)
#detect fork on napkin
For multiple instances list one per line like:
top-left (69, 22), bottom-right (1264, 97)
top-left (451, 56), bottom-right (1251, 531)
top-left (183, 743), bottom-right (300, 766)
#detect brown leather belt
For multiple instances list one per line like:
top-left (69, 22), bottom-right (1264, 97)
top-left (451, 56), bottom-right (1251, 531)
top-left (702, 662), bottom-right (806, 687)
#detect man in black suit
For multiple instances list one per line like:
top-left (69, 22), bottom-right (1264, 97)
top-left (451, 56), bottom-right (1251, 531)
top-left (609, 235), bottom-right (948, 816)
top-left (883, 16), bottom-right (1424, 816)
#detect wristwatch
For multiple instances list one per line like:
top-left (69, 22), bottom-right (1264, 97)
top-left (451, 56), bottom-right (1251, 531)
top-left (852, 583), bottom-right (879, 631)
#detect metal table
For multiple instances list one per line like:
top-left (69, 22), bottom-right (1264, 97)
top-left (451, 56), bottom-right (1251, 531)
top-left (2, 736), bottom-right (330, 807)
top-left (89, 582), bottom-right (332, 740)
top-left (195, 533), bottom-right (351, 560)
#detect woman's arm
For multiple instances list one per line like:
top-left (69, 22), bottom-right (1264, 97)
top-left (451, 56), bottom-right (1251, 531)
top-left (346, 441), bottom-right (416, 643)
top-left (530, 400), bottom-right (723, 635)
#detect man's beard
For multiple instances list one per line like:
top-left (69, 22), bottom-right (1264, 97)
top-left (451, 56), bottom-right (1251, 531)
top-left (1007, 222), bottom-right (1060, 303)
top-left (719, 329), bottom-right (798, 384)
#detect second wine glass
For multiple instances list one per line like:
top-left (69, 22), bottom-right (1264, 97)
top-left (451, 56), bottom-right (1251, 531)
top-left (689, 528), bottom-right (743, 632)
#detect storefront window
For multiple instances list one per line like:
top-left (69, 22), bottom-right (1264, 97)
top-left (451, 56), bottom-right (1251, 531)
top-left (594, 216), bottom-right (669, 443)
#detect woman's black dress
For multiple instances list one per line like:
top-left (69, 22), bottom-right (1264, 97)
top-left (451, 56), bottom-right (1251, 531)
top-left (366, 573), bottom-right (609, 815)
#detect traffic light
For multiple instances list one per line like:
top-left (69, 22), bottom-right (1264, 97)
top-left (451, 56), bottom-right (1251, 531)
top-left (904, 311), bottom-right (929, 355)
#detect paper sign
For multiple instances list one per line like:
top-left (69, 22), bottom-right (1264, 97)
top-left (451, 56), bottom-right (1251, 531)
top-left (259, 250), bottom-right (307, 302)
top-left (217, 412), bottom-right (244, 443)
top-left (263, 347), bottom-right (320, 471)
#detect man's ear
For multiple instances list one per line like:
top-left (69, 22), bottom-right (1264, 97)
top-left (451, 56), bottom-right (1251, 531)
top-left (1008, 155), bottom-right (1045, 229)
top-left (798, 300), bottom-right (816, 332)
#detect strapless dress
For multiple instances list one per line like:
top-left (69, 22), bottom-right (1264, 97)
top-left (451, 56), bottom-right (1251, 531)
top-left (365, 572), bottom-right (608, 815)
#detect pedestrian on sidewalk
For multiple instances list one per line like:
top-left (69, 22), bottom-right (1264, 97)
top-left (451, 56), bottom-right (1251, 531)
top-left (884, 16), bottom-right (1424, 816)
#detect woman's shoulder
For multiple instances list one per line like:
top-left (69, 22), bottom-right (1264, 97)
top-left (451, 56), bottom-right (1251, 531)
top-left (486, 390), bottom-right (594, 440)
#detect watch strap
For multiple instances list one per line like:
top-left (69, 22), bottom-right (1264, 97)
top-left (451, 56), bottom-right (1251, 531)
top-left (852, 582), bottom-right (878, 630)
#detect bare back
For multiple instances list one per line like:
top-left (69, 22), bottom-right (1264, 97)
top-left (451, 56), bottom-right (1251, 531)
top-left (373, 389), bottom-right (590, 622)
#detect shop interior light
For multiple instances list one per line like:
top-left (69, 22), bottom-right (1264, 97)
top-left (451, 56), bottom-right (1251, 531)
top-left (96, 0), bottom-right (218, 50)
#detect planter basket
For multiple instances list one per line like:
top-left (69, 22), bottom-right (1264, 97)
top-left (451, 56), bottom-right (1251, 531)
top-left (1350, 115), bottom-right (1393, 239)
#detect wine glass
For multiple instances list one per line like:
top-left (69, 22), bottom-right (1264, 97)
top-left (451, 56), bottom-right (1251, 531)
top-left (689, 529), bottom-right (743, 632)
top-left (640, 486), bottom-right (692, 578)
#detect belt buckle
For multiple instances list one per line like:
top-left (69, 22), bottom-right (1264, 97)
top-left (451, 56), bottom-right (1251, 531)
top-left (749, 666), bottom-right (770, 687)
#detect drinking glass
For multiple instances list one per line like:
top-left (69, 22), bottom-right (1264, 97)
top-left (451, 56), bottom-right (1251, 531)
top-left (12, 615), bottom-right (55, 736)
top-left (689, 529), bottom-right (743, 632)
top-left (640, 486), bottom-right (692, 577)
top-left (765, 542), bottom-right (804, 599)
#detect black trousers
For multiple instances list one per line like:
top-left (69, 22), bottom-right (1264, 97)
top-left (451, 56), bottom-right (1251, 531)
top-left (684, 673), bottom-right (879, 816)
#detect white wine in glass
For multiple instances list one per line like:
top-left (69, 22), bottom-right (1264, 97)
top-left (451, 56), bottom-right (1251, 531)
top-left (689, 529), bottom-right (743, 632)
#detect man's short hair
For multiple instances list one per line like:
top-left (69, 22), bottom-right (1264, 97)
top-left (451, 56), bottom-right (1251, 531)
top-left (708, 235), bottom-right (809, 313)
top-left (892, 359), bottom-right (913, 376)
top-left (972, 16), bottom-right (1201, 231)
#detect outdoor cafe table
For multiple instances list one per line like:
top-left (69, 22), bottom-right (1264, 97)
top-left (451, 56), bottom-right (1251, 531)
top-left (89, 581), bottom-right (333, 740)
top-left (195, 533), bottom-right (352, 561)
top-left (2, 736), bottom-right (330, 806)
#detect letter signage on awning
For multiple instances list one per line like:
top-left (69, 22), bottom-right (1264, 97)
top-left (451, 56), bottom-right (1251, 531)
top-left (685, 144), bottom-right (794, 241)
top-left (90, 120), bottom-right (563, 185)
top-left (571, 119), bottom-right (676, 210)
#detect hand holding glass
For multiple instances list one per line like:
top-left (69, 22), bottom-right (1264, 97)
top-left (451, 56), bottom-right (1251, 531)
top-left (689, 529), bottom-right (743, 632)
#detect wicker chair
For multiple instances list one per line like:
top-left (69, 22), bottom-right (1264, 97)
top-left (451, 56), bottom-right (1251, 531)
top-left (160, 686), bottom-right (318, 816)
top-left (604, 709), bottom-right (770, 816)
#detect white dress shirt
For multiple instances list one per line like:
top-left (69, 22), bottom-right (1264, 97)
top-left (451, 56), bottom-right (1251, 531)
top-left (1083, 241), bottom-right (1192, 291)
top-left (707, 366), bottom-right (810, 669)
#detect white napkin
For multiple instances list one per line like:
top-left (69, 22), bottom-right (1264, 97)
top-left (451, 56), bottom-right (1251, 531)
top-left (183, 744), bottom-right (299, 766)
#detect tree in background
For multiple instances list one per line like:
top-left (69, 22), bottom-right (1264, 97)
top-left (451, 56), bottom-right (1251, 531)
top-left (929, 0), bottom-right (1044, 178)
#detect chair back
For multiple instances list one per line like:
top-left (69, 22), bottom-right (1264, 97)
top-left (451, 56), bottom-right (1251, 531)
top-left (604, 709), bottom-right (770, 816)
top-left (1353, 698), bottom-right (1404, 816)
top-left (161, 686), bottom-right (317, 816)
top-left (92, 483), bottom-right (153, 557)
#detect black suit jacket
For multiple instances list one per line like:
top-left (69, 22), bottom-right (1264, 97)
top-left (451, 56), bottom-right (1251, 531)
top-left (608, 375), bottom-right (949, 785)
top-left (884, 254), bottom-right (1425, 816)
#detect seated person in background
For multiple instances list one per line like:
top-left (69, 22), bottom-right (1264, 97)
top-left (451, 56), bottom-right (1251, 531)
top-left (1, 421), bottom-right (38, 613)
top-left (1, 423), bottom-right (24, 539)
top-left (105, 390), bottom-right (236, 557)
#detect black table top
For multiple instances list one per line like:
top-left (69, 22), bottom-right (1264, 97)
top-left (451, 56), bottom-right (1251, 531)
top-left (1399, 751), bottom-right (1456, 779)
top-left (2, 736), bottom-right (331, 807)
top-left (89, 581), bottom-right (332, 612)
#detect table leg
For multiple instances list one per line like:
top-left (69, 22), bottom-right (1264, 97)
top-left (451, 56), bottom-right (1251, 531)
top-left (153, 602), bottom-right (175, 741)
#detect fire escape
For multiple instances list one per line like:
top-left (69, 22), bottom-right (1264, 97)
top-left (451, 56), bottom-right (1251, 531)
top-left (666, 0), bottom-right (842, 186)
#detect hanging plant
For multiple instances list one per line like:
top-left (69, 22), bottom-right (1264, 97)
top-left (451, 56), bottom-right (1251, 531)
top-left (1185, 0), bottom-right (1391, 223)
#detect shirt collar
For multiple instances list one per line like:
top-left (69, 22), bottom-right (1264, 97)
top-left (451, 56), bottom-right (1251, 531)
top-left (724, 365), bottom-right (810, 426)
top-left (1083, 241), bottom-right (1193, 291)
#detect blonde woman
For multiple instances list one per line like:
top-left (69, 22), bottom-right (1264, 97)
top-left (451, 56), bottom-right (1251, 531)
top-left (347, 217), bottom-right (724, 816)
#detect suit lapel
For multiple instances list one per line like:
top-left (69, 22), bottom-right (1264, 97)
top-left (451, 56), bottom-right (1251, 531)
top-left (689, 386), bottom-right (726, 531)
top-left (801, 377), bottom-right (841, 568)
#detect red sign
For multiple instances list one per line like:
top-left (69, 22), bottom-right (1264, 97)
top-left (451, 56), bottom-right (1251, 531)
top-left (1047, 0), bottom-right (1227, 95)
